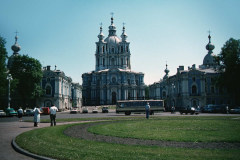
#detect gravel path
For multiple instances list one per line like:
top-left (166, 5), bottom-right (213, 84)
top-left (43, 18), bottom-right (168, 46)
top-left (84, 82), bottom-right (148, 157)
top-left (64, 122), bottom-right (240, 149)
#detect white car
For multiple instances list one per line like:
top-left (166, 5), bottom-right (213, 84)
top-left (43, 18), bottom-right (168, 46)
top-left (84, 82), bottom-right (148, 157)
top-left (92, 108), bottom-right (98, 113)
top-left (82, 107), bottom-right (88, 113)
top-left (0, 110), bottom-right (6, 117)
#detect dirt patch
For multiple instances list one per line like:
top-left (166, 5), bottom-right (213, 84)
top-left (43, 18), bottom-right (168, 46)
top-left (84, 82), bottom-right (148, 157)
top-left (64, 122), bottom-right (240, 149)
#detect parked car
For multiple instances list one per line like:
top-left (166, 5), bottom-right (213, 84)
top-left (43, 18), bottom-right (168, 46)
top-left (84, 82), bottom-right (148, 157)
top-left (70, 107), bottom-right (79, 114)
top-left (5, 108), bottom-right (18, 116)
top-left (102, 106), bottom-right (109, 113)
top-left (0, 110), bottom-right (6, 117)
top-left (82, 107), bottom-right (88, 113)
top-left (92, 108), bottom-right (98, 113)
top-left (202, 105), bottom-right (215, 113)
top-left (25, 109), bottom-right (34, 116)
top-left (179, 107), bottom-right (199, 115)
top-left (229, 107), bottom-right (240, 114)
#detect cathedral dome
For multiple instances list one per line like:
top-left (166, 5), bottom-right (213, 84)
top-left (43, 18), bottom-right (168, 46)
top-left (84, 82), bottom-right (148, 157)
top-left (11, 36), bottom-right (21, 53)
top-left (104, 36), bottom-right (121, 45)
top-left (203, 53), bottom-right (215, 66)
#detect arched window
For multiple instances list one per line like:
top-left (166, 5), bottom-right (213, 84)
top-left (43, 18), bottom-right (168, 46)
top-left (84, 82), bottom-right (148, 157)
top-left (46, 85), bottom-right (52, 95)
top-left (112, 48), bottom-right (114, 53)
top-left (121, 46), bottom-right (123, 52)
top-left (128, 79), bottom-right (130, 85)
top-left (126, 46), bottom-right (129, 52)
top-left (192, 85), bottom-right (197, 94)
top-left (103, 46), bottom-right (105, 53)
top-left (111, 58), bottom-right (115, 65)
top-left (162, 91), bottom-right (166, 98)
top-left (112, 77), bottom-right (116, 83)
top-left (103, 58), bottom-right (105, 66)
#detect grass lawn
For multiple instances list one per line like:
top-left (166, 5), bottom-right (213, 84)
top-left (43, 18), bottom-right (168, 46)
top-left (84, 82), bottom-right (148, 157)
top-left (16, 116), bottom-right (240, 160)
top-left (88, 116), bottom-right (240, 142)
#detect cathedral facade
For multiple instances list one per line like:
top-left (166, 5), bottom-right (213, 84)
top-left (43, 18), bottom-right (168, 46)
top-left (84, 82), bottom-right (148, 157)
top-left (82, 17), bottom-right (146, 105)
top-left (149, 34), bottom-right (232, 110)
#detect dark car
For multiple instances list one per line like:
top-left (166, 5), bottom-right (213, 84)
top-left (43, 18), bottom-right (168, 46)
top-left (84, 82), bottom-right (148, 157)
top-left (230, 107), bottom-right (240, 114)
top-left (25, 109), bottom-right (34, 116)
top-left (179, 107), bottom-right (199, 115)
top-left (202, 105), bottom-right (215, 113)
top-left (102, 107), bottom-right (109, 113)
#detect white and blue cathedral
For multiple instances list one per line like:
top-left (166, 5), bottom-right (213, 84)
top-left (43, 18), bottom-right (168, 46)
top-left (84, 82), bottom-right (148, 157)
top-left (149, 34), bottom-right (232, 110)
top-left (82, 17), bottom-right (146, 105)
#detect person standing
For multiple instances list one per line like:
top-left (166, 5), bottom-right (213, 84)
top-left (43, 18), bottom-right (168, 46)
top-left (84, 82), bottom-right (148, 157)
top-left (145, 102), bottom-right (151, 119)
top-left (17, 107), bottom-right (23, 121)
top-left (50, 104), bottom-right (58, 126)
top-left (33, 106), bottom-right (42, 127)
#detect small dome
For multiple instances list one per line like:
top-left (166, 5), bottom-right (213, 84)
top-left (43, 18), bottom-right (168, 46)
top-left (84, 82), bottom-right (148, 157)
top-left (11, 43), bottom-right (21, 52)
top-left (206, 43), bottom-right (215, 51)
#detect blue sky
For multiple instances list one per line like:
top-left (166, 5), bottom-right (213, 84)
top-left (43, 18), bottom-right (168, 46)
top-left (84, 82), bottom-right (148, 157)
top-left (1, 0), bottom-right (240, 85)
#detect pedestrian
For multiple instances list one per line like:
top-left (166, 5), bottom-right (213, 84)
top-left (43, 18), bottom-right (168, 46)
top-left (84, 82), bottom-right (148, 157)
top-left (17, 107), bottom-right (23, 121)
top-left (226, 106), bottom-right (229, 114)
top-left (50, 104), bottom-right (58, 126)
top-left (33, 106), bottom-right (42, 127)
top-left (171, 106), bottom-right (175, 114)
top-left (145, 102), bottom-right (150, 119)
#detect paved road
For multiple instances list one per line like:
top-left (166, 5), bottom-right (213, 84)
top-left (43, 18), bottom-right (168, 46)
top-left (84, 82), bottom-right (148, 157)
top-left (0, 111), bottom-right (239, 160)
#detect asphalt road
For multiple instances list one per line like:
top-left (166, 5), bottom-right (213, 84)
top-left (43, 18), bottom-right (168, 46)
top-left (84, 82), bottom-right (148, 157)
top-left (0, 110), bottom-right (239, 160)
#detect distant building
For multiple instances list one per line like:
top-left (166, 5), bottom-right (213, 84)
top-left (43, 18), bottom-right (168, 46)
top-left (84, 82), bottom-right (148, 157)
top-left (7, 35), bottom-right (82, 110)
top-left (37, 65), bottom-right (82, 111)
top-left (149, 34), bottom-right (232, 110)
top-left (82, 16), bottom-right (146, 105)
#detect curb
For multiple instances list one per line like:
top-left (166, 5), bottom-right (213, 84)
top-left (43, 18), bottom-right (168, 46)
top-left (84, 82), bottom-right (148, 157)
top-left (12, 137), bottom-right (56, 160)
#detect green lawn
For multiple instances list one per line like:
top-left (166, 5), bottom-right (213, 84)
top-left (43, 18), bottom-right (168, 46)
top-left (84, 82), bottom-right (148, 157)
top-left (16, 116), bottom-right (240, 160)
top-left (88, 116), bottom-right (240, 142)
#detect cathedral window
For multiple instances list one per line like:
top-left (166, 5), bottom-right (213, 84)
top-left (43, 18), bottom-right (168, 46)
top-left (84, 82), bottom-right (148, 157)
top-left (112, 77), bottom-right (116, 83)
top-left (121, 46), bottom-right (123, 52)
top-left (112, 48), bottom-right (114, 53)
top-left (111, 58), bottom-right (115, 65)
top-left (103, 46), bottom-right (105, 53)
top-left (211, 86), bottom-right (215, 94)
top-left (128, 79), bottom-right (130, 85)
top-left (192, 85), bottom-right (197, 94)
top-left (192, 77), bottom-right (195, 82)
top-left (126, 46), bottom-right (129, 52)
top-left (46, 85), bottom-right (52, 95)
top-left (103, 58), bottom-right (105, 66)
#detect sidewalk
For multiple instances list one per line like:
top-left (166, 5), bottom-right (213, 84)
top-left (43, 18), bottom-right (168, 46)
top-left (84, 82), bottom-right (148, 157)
top-left (0, 121), bottom-right (79, 160)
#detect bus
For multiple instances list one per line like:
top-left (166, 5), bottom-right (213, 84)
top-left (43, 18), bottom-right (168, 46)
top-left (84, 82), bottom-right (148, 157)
top-left (116, 100), bottom-right (165, 115)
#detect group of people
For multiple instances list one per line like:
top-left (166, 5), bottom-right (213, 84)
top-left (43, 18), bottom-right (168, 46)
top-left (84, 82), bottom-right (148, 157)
top-left (17, 104), bottom-right (58, 127)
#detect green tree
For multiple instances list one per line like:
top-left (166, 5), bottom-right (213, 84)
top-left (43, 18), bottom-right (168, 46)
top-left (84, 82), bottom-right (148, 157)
top-left (9, 55), bottom-right (43, 108)
top-left (216, 38), bottom-right (240, 105)
top-left (0, 36), bottom-right (8, 108)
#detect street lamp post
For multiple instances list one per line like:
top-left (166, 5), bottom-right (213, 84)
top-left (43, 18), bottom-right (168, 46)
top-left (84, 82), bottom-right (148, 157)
top-left (7, 74), bottom-right (13, 109)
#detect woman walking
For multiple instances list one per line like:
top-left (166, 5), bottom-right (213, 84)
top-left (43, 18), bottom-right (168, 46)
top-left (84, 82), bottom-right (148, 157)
top-left (33, 106), bottom-right (42, 127)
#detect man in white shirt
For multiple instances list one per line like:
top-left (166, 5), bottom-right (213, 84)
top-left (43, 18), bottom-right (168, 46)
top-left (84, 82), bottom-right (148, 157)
top-left (145, 102), bottom-right (150, 119)
top-left (50, 104), bottom-right (58, 126)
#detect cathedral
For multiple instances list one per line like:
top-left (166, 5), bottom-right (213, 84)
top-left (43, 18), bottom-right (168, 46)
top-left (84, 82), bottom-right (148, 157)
top-left (149, 34), bottom-right (232, 110)
top-left (82, 16), bottom-right (146, 105)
